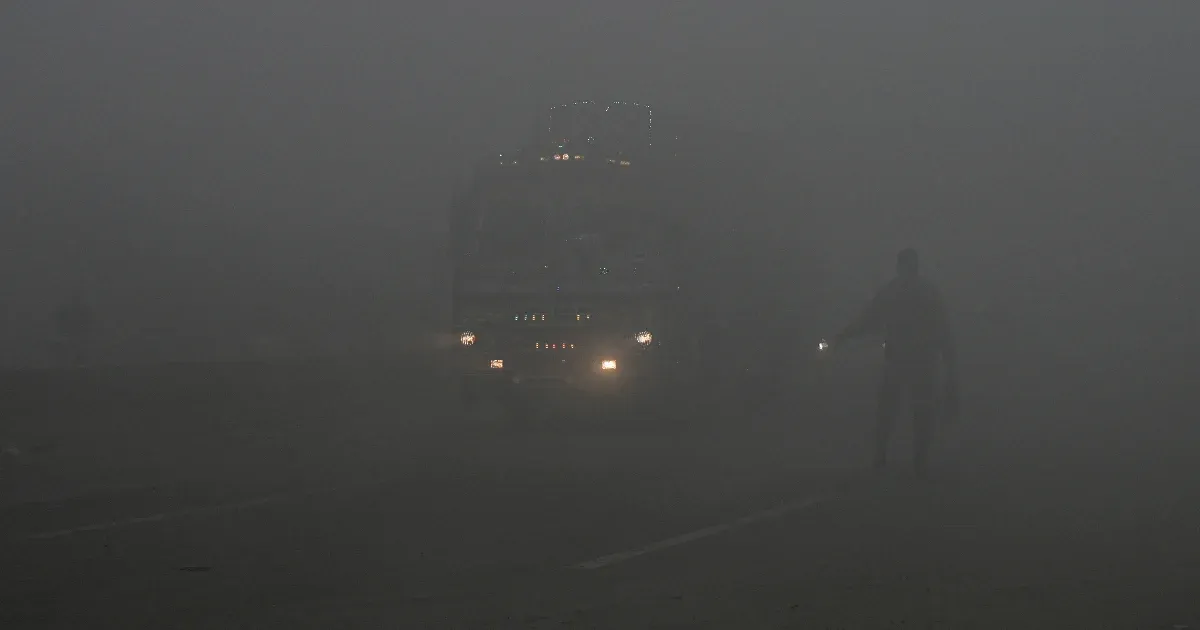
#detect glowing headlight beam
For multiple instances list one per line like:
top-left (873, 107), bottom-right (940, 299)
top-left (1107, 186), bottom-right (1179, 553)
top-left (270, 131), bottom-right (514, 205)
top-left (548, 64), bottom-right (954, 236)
top-left (460, 331), bottom-right (476, 346)
top-left (489, 359), bottom-right (503, 369)
top-left (635, 331), bottom-right (653, 345)
top-left (600, 359), bottom-right (617, 371)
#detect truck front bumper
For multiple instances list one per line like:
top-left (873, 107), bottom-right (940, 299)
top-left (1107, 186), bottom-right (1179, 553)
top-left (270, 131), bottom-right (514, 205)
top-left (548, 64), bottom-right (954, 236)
top-left (455, 351), bottom-right (671, 396)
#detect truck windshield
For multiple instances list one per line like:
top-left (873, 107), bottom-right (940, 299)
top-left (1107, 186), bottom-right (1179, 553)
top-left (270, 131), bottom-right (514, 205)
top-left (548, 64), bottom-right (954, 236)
top-left (475, 185), bottom-right (651, 261)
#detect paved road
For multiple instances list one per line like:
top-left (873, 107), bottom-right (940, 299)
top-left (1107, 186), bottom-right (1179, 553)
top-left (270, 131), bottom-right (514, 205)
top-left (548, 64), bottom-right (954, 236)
top-left (2, 362), bottom-right (1198, 629)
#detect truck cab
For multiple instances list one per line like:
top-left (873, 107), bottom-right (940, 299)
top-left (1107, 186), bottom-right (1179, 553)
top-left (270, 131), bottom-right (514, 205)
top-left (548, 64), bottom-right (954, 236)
top-left (449, 102), bottom-right (701, 407)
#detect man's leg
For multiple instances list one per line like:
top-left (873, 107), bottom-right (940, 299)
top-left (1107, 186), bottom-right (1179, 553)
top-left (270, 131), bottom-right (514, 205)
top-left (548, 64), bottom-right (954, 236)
top-left (874, 364), bottom-right (902, 470)
top-left (909, 364), bottom-right (937, 478)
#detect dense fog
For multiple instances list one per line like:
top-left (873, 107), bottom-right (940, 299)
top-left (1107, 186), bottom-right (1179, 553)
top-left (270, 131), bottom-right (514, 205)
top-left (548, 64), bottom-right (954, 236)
top-left (3, 3), bottom-right (1200, 627)
top-left (3, 0), bottom-right (1196, 366)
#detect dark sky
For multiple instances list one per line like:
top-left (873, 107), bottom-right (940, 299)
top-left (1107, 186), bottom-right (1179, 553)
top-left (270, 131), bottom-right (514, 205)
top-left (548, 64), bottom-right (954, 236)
top-left (2, 1), bottom-right (1197, 364)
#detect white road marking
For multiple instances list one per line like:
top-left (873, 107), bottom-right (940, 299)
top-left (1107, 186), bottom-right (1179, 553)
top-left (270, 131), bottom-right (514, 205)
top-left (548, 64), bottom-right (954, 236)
top-left (570, 496), bottom-right (827, 570)
top-left (27, 493), bottom-right (294, 541)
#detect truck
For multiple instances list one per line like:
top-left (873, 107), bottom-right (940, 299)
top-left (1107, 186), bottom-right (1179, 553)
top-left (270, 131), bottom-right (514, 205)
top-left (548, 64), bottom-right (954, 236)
top-left (448, 101), bottom-right (714, 412)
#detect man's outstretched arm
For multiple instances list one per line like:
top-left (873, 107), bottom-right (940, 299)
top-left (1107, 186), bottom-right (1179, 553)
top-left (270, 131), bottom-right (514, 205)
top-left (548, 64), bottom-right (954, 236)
top-left (835, 291), bottom-right (885, 343)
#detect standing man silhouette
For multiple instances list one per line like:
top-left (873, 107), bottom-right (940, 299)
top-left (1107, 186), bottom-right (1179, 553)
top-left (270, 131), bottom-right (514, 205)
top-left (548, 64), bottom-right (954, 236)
top-left (833, 249), bottom-right (958, 478)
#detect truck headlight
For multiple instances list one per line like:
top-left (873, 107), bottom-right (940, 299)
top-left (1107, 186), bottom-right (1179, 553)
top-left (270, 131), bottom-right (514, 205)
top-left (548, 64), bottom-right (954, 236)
top-left (634, 331), bottom-right (653, 346)
top-left (460, 331), bottom-right (476, 346)
top-left (600, 359), bottom-right (617, 371)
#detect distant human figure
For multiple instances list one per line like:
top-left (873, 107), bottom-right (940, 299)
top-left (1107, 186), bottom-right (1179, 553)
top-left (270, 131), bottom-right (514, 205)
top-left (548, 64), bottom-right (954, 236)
top-left (833, 248), bottom-right (958, 478)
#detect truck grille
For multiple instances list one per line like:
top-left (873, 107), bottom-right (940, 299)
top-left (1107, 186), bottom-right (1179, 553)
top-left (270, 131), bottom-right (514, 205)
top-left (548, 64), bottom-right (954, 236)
top-left (488, 329), bottom-right (607, 377)
top-left (492, 329), bottom-right (587, 352)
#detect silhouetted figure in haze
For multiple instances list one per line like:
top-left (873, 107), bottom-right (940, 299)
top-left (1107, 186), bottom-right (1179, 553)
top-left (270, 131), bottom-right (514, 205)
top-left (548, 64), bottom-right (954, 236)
top-left (833, 248), bottom-right (958, 478)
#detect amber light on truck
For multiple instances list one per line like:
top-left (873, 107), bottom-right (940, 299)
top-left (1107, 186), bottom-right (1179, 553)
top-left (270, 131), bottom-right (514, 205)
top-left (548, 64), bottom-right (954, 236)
top-left (490, 359), bottom-right (504, 369)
